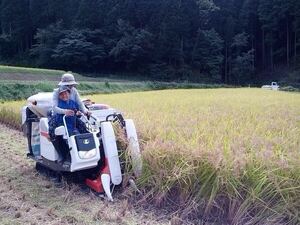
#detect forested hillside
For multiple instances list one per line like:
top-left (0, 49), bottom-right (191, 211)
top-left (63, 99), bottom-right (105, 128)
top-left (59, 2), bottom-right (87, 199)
top-left (0, 0), bottom-right (300, 84)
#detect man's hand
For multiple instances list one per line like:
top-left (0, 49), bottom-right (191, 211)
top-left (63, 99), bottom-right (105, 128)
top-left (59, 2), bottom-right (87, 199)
top-left (65, 109), bottom-right (75, 116)
top-left (85, 111), bottom-right (92, 116)
top-left (76, 111), bottom-right (83, 116)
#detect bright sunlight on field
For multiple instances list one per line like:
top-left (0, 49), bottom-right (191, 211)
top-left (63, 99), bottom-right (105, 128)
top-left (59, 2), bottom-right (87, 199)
top-left (1, 88), bottom-right (300, 224)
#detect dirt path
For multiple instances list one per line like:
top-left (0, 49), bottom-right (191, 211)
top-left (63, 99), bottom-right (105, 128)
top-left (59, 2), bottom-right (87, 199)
top-left (0, 124), bottom-right (169, 225)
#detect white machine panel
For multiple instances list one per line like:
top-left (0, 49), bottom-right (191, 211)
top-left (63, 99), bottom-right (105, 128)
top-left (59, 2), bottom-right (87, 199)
top-left (101, 122), bottom-right (122, 185)
top-left (90, 109), bottom-right (117, 122)
top-left (125, 119), bottom-right (143, 177)
top-left (39, 118), bottom-right (59, 161)
top-left (27, 92), bottom-right (53, 117)
top-left (69, 133), bottom-right (100, 172)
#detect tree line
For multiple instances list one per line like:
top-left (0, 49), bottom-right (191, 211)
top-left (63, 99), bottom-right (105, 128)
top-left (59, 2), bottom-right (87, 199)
top-left (0, 0), bottom-right (299, 84)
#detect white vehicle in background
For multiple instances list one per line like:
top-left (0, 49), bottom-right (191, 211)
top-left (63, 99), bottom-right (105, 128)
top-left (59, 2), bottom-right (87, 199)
top-left (261, 82), bottom-right (280, 91)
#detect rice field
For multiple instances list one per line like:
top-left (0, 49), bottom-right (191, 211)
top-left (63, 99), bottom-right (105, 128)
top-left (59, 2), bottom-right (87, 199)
top-left (1, 88), bottom-right (300, 224)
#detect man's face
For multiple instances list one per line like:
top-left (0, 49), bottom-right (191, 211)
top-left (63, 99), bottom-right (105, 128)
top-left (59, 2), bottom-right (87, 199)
top-left (59, 91), bottom-right (70, 101)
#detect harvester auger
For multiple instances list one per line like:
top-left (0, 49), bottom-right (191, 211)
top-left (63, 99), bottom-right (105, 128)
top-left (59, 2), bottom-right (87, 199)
top-left (22, 93), bottom-right (142, 201)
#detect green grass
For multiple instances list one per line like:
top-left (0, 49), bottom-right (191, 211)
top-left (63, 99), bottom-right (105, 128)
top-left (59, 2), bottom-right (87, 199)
top-left (0, 81), bottom-right (234, 101)
top-left (0, 65), bottom-right (66, 75)
top-left (0, 65), bottom-right (237, 101)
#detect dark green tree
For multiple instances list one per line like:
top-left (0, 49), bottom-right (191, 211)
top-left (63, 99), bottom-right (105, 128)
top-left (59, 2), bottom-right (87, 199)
top-left (109, 19), bottom-right (153, 70)
top-left (230, 33), bottom-right (254, 84)
top-left (0, 0), bottom-right (31, 55)
top-left (0, 0), bottom-right (299, 83)
top-left (30, 22), bottom-right (65, 66)
top-left (192, 29), bottom-right (224, 81)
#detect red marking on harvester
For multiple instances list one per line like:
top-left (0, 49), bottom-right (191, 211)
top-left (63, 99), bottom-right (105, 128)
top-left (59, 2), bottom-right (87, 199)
top-left (85, 158), bottom-right (110, 193)
top-left (85, 177), bottom-right (104, 193)
top-left (41, 131), bottom-right (50, 139)
top-left (41, 131), bottom-right (50, 141)
top-left (101, 158), bottom-right (110, 175)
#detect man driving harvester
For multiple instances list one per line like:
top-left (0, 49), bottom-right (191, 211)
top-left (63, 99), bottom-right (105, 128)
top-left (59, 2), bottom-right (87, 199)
top-left (53, 73), bottom-right (91, 117)
top-left (48, 73), bottom-right (91, 165)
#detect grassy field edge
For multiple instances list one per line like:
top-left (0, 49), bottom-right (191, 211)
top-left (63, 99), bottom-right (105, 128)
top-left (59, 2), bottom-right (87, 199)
top-left (0, 82), bottom-right (235, 101)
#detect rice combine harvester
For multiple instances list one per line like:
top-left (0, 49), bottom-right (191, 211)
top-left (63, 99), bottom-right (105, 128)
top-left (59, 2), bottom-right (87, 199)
top-left (21, 92), bottom-right (142, 201)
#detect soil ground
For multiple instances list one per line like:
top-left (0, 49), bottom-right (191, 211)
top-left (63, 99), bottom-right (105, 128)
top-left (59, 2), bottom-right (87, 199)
top-left (0, 124), bottom-right (169, 225)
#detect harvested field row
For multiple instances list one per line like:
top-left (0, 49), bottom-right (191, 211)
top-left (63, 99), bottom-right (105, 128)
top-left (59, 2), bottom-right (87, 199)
top-left (0, 124), bottom-right (169, 225)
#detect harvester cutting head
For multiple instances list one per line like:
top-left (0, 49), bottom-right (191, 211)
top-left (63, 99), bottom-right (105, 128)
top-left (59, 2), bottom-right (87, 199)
top-left (22, 92), bottom-right (142, 201)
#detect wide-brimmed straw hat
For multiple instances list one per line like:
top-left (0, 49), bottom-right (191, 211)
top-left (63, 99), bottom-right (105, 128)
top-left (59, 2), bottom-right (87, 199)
top-left (58, 73), bottom-right (78, 86)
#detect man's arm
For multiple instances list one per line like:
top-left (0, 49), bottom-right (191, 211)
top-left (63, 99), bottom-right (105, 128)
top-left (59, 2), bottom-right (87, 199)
top-left (52, 89), bottom-right (66, 114)
top-left (73, 88), bottom-right (88, 114)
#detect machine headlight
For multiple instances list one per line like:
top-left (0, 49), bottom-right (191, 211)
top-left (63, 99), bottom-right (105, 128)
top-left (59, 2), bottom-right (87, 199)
top-left (78, 149), bottom-right (97, 159)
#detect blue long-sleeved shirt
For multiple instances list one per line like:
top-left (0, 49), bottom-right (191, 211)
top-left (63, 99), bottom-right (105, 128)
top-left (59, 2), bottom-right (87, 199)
top-left (55, 99), bottom-right (79, 136)
top-left (52, 87), bottom-right (88, 115)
